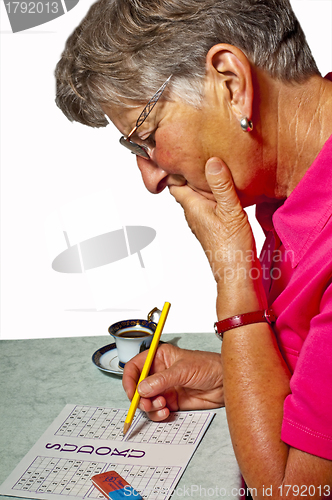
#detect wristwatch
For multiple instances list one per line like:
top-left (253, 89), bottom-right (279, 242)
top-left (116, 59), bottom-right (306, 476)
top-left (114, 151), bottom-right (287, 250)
top-left (214, 308), bottom-right (276, 340)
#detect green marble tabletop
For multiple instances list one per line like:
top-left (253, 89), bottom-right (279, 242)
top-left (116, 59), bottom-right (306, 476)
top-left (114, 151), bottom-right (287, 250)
top-left (0, 333), bottom-right (241, 499)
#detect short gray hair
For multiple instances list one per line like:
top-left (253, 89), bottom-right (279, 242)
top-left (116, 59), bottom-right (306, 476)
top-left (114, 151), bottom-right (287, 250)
top-left (55, 0), bottom-right (320, 128)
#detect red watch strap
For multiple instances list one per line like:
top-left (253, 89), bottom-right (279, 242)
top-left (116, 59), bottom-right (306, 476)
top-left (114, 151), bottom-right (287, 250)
top-left (214, 308), bottom-right (276, 340)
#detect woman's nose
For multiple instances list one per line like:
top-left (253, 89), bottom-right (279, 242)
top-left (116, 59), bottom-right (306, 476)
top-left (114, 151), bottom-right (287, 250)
top-left (136, 156), bottom-right (169, 194)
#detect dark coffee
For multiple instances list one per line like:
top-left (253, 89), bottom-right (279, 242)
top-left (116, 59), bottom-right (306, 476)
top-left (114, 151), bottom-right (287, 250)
top-left (118, 330), bottom-right (152, 338)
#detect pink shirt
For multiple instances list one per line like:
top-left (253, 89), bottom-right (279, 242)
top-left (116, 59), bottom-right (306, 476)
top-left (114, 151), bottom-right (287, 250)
top-left (257, 130), bottom-right (332, 461)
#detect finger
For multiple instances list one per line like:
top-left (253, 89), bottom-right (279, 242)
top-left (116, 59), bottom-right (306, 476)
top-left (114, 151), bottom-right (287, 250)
top-left (137, 363), bottom-right (186, 399)
top-left (122, 350), bottom-right (149, 400)
top-left (138, 396), bottom-right (171, 423)
top-left (139, 395), bottom-right (166, 412)
top-left (205, 157), bottom-right (244, 219)
top-left (169, 184), bottom-right (205, 209)
top-left (144, 407), bottom-right (171, 422)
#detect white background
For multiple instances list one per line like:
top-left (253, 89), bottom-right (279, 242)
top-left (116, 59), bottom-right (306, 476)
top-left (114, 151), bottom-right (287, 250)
top-left (1, 0), bottom-right (331, 339)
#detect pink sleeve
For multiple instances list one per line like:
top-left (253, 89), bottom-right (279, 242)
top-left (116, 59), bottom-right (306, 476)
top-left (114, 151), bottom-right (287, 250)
top-left (281, 281), bottom-right (332, 460)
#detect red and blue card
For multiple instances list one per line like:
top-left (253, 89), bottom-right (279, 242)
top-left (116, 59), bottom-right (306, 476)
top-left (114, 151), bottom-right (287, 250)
top-left (91, 471), bottom-right (143, 500)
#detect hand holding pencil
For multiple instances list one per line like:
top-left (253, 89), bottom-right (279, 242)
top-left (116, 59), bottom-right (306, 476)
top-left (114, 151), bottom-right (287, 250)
top-left (123, 301), bottom-right (171, 435)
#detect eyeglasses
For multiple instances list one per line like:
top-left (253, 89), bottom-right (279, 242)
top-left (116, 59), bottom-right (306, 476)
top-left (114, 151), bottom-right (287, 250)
top-left (105, 75), bottom-right (172, 160)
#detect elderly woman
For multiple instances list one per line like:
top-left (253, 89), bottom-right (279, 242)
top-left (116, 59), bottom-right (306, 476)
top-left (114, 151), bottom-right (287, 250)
top-left (55, 0), bottom-right (332, 496)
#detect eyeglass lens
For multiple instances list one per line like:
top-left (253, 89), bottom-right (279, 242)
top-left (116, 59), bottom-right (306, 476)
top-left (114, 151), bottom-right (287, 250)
top-left (119, 136), bottom-right (150, 159)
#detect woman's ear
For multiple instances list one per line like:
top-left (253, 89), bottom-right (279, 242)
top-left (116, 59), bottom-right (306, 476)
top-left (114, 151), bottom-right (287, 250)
top-left (206, 43), bottom-right (253, 122)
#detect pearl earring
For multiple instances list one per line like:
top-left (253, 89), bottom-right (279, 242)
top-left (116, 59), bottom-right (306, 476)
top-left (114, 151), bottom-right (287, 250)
top-left (240, 117), bottom-right (253, 132)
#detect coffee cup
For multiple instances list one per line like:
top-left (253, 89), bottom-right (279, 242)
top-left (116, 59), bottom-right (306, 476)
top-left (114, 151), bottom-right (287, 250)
top-left (108, 308), bottom-right (161, 369)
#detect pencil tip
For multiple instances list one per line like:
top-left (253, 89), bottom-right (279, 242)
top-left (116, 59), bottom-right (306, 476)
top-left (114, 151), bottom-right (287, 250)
top-left (123, 423), bottom-right (130, 435)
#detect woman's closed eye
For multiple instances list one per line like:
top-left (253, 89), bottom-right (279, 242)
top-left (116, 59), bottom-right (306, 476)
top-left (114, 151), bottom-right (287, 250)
top-left (138, 130), bottom-right (156, 148)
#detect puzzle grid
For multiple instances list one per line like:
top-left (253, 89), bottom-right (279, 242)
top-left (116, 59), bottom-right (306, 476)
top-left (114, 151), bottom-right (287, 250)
top-left (12, 457), bottom-right (181, 500)
top-left (55, 405), bottom-right (210, 445)
top-left (1, 405), bottom-right (214, 500)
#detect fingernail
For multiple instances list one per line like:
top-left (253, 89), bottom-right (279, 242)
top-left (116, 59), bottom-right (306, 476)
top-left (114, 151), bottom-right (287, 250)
top-left (138, 380), bottom-right (152, 396)
top-left (206, 158), bottom-right (223, 175)
top-left (157, 409), bottom-right (168, 419)
top-left (154, 397), bottom-right (164, 410)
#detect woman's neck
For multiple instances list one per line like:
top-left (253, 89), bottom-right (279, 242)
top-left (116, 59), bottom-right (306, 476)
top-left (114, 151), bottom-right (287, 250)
top-left (254, 71), bottom-right (332, 201)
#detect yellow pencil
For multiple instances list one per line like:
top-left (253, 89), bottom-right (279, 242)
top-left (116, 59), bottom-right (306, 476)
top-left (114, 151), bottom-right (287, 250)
top-left (123, 301), bottom-right (171, 435)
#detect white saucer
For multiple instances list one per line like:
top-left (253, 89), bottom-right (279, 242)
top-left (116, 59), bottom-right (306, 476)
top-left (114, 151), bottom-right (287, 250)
top-left (92, 343), bottom-right (123, 376)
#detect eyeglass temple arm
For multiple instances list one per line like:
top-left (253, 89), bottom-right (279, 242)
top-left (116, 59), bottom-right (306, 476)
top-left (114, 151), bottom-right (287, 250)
top-left (134, 75), bottom-right (172, 131)
top-left (104, 74), bottom-right (172, 140)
